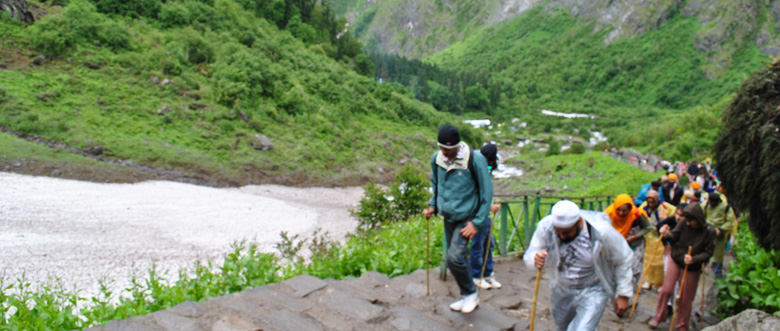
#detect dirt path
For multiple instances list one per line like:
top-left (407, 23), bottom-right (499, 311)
top-left (0, 172), bottom-right (363, 299)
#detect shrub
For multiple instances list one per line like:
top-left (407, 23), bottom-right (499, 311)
top-left (713, 60), bottom-right (780, 251)
top-left (351, 164), bottom-right (431, 230)
top-left (715, 224), bottom-right (780, 317)
top-left (158, 2), bottom-right (191, 28)
top-left (547, 139), bottom-right (561, 156)
top-left (568, 142), bottom-right (586, 154)
top-left (0, 86), bottom-right (7, 103)
top-left (98, 20), bottom-right (131, 50)
top-left (30, 0), bottom-right (132, 55)
top-left (92, 0), bottom-right (161, 18)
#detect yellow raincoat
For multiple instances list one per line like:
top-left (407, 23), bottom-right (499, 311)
top-left (639, 201), bottom-right (676, 287)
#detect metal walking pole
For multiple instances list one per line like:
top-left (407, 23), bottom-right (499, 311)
top-left (530, 268), bottom-right (542, 331)
top-left (670, 246), bottom-right (692, 331)
top-left (630, 238), bottom-right (663, 318)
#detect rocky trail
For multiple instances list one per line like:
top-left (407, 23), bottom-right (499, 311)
top-left (91, 257), bottom-right (724, 331)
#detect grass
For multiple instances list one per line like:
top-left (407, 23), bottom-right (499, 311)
top-left (0, 0), bottom-right (453, 186)
top-left (498, 151), bottom-right (661, 197)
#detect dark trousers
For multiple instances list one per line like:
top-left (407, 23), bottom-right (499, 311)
top-left (445, 220), bottom-right (477, 296)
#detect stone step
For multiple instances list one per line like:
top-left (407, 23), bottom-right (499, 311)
top-left (89, 256), bottom-right (729, 331)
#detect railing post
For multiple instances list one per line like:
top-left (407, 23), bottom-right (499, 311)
top-left (499, 202), bottom-right (508, 256)
top-left (526, 196), bottom-right (541, 249)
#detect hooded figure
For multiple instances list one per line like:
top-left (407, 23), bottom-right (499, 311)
top-left (525, 201), bottom-right (633, 330)
top-left (648, 203), bottom-right (716, 330)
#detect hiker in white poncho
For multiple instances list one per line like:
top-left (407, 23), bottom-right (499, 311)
top-left (524, 200), bottom-right (634, 331)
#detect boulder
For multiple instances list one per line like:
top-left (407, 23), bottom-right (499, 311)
top-left (0, 0), bottom-right (34, 24)
top-left (703, 309), bottom-right (780, 331)
top-left (250, 134), bottom-right (273, 151)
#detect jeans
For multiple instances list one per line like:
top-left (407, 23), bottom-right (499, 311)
top-left (712, 262), bottom-right (723, 278)
top-left (445, 220), bottom-right (477, 296)
top-left (470, 217), bottom-right (494, 278)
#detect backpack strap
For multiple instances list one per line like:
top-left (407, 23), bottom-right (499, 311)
top-left (468, 150), bottom-right (481, 210)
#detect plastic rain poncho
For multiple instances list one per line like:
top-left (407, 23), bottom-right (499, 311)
top-left (524, 210), bottom-right (634, 331)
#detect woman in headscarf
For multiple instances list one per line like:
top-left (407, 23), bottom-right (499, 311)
top-left (639, 190), bottom-right (676, 290)
top-left (605, 194), bottom-right (652, 288)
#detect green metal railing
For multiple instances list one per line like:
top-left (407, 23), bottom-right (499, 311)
top-left (439, 194), bottom-right (613, 279)
top-left (494, 194), bottom-right (613, 256)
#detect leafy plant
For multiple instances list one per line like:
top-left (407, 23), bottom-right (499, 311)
top-left (715, 223), bottom-right (780, 317)
top-left (351, 164), bottom-right (431, 230)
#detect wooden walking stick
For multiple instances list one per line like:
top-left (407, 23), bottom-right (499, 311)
top-left (426, 215), bottom-right (430, 296)
top-left (670, 246), bottom-right (692, 331)
top-left (478, 209), bottom-right (498, 293)
top-left (530, 268), bottom-right (542, 331)
top-left (630, 238), bottom-right (663, 318)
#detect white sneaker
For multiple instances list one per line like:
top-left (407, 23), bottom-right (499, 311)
top-left (486, 276), bottom-right (502, 289)
top-left (449, 298), bottom-right (464, 311)
top-left (474, 278), bottom-right (492, 289)
top-left (461, 292), bottom-right (479, 314)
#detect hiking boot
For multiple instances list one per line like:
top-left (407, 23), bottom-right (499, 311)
top-left (461, 292), bottom-right (479, 314)
top-left (473, 278), bottom-right (492, 289)
top-left (449, 298), bottom-right (465, 311)
top-left (486, 276), bottom-right (502, 289)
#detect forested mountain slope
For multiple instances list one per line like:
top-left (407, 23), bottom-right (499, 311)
top-left (0, 0), bottom-right (453, 186)
top-left (338, 0), bottom-right (779, 160)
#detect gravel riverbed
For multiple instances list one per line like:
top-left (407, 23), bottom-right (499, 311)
top-left (0, 172), bottom-right (363, 299)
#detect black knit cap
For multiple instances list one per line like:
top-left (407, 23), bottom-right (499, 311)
top-left (437, 125), bottom-right (460, 149)
top-left (480, 143), bottom-right (498, 161)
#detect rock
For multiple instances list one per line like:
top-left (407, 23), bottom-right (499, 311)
top-left (50, 169), bottom-right (61, 177)
top-left (156, 106), bottom-right (172, 115)
top-left (12, 162), bottom-right (21, 167)
top-left (503, 139), bottom-right (513, 145)
top-left (188, 103), bottom-right (208, 110)
top-left (182, 91), bottom-right (200, 100)
top-left (83, 61), bottom-right (101, 70)
top-left (0, 62), bottom-right (7, 69)
top-left (83, 144), bottom-right (103, 156)
top-left (250, 134), bottom-right (274, 151)
top-left (31, 55), bottom-right (45, 66)
top-left (36, 91), bottom-right (59, 102)
top-left (152, 76), bottom-right (160, 84)
top-left (161, 78), bottom-right (171, 85)
top-left (761, 46), bottom-right (780, 57)
top-left (0, 0), bottom-right (34, 24)
top-left (702, 309), bottom-right (780, 331)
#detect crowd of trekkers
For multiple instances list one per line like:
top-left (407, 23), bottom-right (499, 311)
top-left (424, 125), bottom-right (737, 330)
top-left (613, 161), bottom-right (738, 330)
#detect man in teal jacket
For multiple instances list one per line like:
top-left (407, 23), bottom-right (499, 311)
top-left (423, 125), bottom-right (493, 314)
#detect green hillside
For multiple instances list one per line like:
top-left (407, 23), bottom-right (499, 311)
top-left (0, 0), bottom-right (455, 185)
